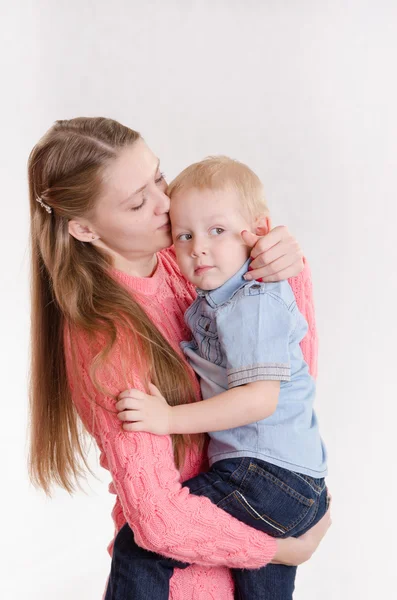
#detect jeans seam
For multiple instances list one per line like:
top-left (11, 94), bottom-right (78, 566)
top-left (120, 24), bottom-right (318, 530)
top-left (297, 494), bottom-right (321, 534)
top-left (224, 489), bottom-right (313, 535)
top-left (293, 472), bottom-right (325, 495)
top-left (234, 491), bottom-right (286, 534)
top-left (248, 463), bottom-right (314, 507)
top-left (228, 458), bottom-right (250, 487)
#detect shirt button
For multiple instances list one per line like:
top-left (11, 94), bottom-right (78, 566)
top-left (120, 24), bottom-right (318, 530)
top-left (251, 283), bottom-right (261, 290)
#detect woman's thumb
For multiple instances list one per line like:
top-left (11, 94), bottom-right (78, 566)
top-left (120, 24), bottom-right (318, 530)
top-left (241, 229), bottom-right (259, 248)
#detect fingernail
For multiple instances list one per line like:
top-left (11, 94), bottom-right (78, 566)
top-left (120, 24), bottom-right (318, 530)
top-left (248, 265), bottom-right (253, 271)
top-left (243, 273), bottom-right (252, 281)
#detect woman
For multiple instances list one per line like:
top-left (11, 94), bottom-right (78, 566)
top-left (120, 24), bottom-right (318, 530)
top-left (28, 117), bottom-right (330, 599)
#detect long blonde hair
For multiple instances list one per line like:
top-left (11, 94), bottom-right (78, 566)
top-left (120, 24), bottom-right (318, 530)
top-left (28, 117), bottom-right (200, 495)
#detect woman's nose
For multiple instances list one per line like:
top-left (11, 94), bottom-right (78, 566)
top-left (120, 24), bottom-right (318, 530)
top-left (154, 188), bottom-right (170, 214)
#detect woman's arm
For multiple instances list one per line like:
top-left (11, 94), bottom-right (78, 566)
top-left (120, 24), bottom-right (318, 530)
top-left (271, 505), bottom-right (332, 565)
top-left (288, 258), bottom-right (318, 378)
top-left (65, 329), bottom-right (276, 569)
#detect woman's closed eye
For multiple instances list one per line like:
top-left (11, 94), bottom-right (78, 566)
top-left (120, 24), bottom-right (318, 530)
top-left (130, 197), bottom-right (146, 211)
top-left (155, 172), bottom-right (166, 185)
top-left (130, 173), bottom-right (166, 211)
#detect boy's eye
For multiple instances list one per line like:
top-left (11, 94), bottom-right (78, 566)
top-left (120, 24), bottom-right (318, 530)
top-left (209, 227), bottom-right (224, 236)
top-left (177, 233), bottom-right (192, 241)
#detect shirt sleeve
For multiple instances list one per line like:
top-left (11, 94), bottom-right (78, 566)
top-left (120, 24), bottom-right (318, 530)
top-left (64, 327), bottom-right (277, 569)
top-left (216, 285), bottom-right (295, 389)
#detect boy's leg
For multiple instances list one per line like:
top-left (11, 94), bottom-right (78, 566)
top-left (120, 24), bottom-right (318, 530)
top-left (233, 565), bottom-right (297, 600)
top-left (104, 522), bottom-right (188, 600)
top-left (104, 464), bottom-right (241, 600)
top-left (228, 462), bottom-right (329, 600)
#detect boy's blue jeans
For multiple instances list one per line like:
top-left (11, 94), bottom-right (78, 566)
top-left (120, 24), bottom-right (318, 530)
top-left (105, 458), bottom-right (328, 600)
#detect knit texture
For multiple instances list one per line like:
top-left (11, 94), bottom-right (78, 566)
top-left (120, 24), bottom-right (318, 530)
top-left (64, 248), bottom-right (318, 600)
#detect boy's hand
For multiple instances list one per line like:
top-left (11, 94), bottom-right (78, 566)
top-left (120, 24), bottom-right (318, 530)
top-left (116, 383), bottom-right (172, 435)
top-left (242, 226), bottom-right (304, 282)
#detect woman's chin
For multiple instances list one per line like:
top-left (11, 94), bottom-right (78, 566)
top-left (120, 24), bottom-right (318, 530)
top-left (156, 230), bottom-right (173, 250)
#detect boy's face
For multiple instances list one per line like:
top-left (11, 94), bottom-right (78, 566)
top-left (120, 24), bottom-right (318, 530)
top-left (170, 186), bottom-right (254, 290)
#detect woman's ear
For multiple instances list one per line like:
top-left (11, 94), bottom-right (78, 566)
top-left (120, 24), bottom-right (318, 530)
top-left (254, 214), bottom-right (272, 236)
top-left (68, 219), bottom-right (99, 242)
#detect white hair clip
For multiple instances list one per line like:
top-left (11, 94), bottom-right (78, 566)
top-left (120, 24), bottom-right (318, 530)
top-left (36, 197), bottom-right (52, 214)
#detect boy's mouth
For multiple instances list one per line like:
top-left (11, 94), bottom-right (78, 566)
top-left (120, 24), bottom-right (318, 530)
top-left (194, 265), bottom-right (214, 275)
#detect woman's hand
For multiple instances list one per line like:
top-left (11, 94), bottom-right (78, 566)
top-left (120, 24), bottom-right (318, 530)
top-left (242, 226), bottom-right (304, 283)
top-left (116, 383), bottom-right (172, 435)
top-left (271, 502), bottom-right (332, 566)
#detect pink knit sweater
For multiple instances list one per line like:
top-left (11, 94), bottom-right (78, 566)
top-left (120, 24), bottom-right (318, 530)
top-left (64, 247), bottom-right (318, 600)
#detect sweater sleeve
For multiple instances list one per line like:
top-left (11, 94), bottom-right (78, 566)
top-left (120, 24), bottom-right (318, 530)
top-left (288, 258), bottom-right (318, 379)
top-left (65, 330), bottom-right (277, 569)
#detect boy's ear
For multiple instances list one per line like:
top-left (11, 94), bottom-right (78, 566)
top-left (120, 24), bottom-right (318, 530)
top-left (254, 214), bottom-right (272, 236)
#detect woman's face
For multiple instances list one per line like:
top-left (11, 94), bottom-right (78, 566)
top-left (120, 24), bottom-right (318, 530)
top-left (88, 139), bottom-right (172, 266)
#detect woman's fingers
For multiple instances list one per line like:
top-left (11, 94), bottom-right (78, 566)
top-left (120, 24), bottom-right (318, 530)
top-left (249, 226), bottom-right (299, 259)
top-left (248, 258), bottom-right (304, 282)
top-left (250, 239), bottom-right (300, 270)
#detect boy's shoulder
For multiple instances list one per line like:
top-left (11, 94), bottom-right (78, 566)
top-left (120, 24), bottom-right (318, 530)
top-left (227, 279), bottom-right (295, 309)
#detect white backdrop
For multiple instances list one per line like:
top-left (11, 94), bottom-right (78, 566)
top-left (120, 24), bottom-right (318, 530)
top-left (1, 1), bottom-right (396, 598)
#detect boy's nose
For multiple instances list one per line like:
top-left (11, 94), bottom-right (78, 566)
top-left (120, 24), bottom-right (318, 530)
top-left (191, 246), bottom-right (208, 258)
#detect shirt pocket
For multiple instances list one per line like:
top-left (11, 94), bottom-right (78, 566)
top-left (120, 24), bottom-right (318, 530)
top-left (196, 316), bottom-right (223, 366)
top-left (197, 316), bottom-right (218, 337)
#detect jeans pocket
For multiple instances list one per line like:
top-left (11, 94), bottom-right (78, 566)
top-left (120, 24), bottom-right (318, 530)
top-left (293, 472), bottom-right (326, 495)
top-left (217, 461), bottom-right (316, 538)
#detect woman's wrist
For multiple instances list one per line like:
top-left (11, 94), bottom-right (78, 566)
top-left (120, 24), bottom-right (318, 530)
top-left (270, 537), bottom-right (312, 566)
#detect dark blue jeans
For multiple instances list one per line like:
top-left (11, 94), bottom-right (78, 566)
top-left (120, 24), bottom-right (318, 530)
top-left (105, 458), bottom-right (328, 600)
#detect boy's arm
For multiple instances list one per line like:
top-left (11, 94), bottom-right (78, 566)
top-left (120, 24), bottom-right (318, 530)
top-left (117, 287), bottom-right (294, 436)
top-left (169, 380), bottom-right (280, 434)
top-left (116, 379), bottom-right (279, 435)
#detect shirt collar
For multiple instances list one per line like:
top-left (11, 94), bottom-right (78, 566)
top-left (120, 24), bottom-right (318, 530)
top-left (197, 258), bottom-right (250, 308)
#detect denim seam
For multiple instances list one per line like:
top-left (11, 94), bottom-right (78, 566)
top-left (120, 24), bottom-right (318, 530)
top-left (234, 491), bottom-right (286, 534)
top-left (228, 458), bottom-right (250, 487)
top-left (248, 463), bottom-right (314, 507)
top-left (293, 472), bottom-right (325, 495)
top-left (298, 493), bottom-right (321, 534)
top-left (233, 489), bottom-right (312, 534)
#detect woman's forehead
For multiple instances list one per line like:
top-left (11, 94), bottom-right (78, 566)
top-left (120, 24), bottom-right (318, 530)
top-left (101, 140), bottom-right (159, 200)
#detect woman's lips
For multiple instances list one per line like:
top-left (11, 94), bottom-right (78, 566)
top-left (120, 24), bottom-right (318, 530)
top-left (158, 221), bottom-right (171, 230)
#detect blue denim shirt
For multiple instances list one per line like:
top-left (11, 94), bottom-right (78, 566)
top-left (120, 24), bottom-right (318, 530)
top-left (181, 259), bottom-right (327, 478)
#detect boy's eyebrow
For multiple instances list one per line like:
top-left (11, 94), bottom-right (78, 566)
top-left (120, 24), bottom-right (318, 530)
top-left (120, 159), bottom-right (161, 204)
top-left (171, 214), bottom-right (228, 229)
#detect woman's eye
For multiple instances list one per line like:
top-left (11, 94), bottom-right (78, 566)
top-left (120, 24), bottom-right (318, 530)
top-left (178, 233), bottom-right (192, 241)
top-left (130, 197), bottom-right (147, 211)
top-left (155, 172), bottom-right (166, 184)
top-left (209, 227), bottom-right (224, 236)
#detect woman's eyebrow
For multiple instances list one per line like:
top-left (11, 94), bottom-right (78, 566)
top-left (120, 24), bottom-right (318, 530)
top-left (121, 159), bottom-right (161, 204)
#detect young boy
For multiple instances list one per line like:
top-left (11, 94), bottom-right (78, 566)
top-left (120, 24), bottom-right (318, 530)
top-left (114, 156), bottom-right (328, 599)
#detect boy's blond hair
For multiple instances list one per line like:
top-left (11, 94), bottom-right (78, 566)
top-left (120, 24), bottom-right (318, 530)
top-left (167, 156), bottom-right (269, 220)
